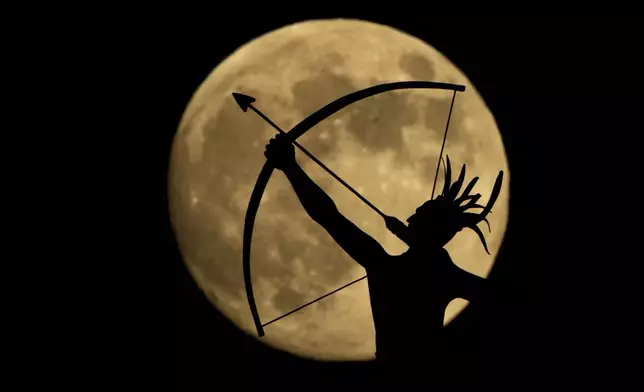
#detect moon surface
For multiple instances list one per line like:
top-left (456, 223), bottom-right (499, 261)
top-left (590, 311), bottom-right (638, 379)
top-left (169, 19), bottom-right (510, 361)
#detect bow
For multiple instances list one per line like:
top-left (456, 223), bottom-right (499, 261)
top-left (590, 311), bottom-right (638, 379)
top-left (235, 81), bottom-right (465, 337)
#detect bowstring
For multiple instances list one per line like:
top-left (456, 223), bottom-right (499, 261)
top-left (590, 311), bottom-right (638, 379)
top-left (256, 87), bottom-right (461, 333)
top-left (430, 90), bottom-right (458, 200)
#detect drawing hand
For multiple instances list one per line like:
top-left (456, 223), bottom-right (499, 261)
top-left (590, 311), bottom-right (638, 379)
top-left (264, 133), bottom-right (296, 171)
top-left (384, 215), bottom-right (411, 245)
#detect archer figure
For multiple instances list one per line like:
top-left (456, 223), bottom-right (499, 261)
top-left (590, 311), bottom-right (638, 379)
top-left (264, 133), bottom-right (503, 378)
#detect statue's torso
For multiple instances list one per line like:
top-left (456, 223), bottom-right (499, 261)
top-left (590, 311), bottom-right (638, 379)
top-left (366, 248), bottom-right (460, 361)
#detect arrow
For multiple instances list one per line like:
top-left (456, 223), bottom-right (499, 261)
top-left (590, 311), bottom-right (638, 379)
top-left (232, 92), bottom-right (256, 112)
top-left (233, 92), bottom-right (391, 221)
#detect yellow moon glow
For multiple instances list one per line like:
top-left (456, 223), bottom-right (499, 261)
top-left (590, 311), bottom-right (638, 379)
top-left (169, 19), bottom-right (510, 361)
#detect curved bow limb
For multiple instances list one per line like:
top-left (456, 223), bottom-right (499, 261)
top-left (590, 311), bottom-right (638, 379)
top-left (240, 81), bottom-right (466, 337)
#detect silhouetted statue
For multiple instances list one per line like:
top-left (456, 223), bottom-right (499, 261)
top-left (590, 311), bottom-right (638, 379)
top-left (265, 133), bottom-right (503, 383)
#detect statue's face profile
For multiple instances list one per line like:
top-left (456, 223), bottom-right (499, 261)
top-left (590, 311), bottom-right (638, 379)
top-left (406, 200), bottom-right (460, 248)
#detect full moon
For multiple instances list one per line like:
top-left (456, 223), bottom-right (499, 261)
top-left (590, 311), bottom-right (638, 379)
top-left (169, 19), bottom-right (510, 361)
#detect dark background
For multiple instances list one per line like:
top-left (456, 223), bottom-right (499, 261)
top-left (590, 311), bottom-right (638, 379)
top-left (160, 13), bottom-right (637, 390)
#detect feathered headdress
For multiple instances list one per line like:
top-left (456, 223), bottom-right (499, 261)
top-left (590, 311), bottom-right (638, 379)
top-left (419, 155), bottom-right (504, 254)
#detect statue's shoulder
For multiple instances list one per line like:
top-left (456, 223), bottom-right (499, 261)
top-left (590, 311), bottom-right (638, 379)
top-left (440, 247), bottom-right (454, 261)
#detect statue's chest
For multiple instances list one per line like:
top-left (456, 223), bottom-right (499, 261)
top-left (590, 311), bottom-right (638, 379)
top-left (372, 259), bottom-right (454, 305)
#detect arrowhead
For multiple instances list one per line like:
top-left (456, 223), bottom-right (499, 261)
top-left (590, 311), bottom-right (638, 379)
top-left (232, 92), bottom-right (256, 112)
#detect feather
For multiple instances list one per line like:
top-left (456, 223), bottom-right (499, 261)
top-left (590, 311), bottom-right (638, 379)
top-left (448, 163), bottom-right (467, 201)
top-left (482, 217), bottom-right (491, 233)
top-left (436, 157), bottom-right (446, 200)
top-left (461, 203), bottom-right (485, 211)
top-left (441, 155), bottom-right (452, 196)
top-left (467, 223), bottom-right (490, 255)
top-left (480, 171), bottom-right (503, 218)
top-left (461, 194), bottom-right (481, 206)
top-left (456, 176), bottom-right (479, 203)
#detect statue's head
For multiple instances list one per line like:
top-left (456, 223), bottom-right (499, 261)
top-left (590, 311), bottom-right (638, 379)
top-left (406, 156), bottom-right (504, 254)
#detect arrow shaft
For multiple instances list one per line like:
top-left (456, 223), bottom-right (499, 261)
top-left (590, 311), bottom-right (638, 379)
top-left (250, 104), bottom-right (285, 133)
top-left (250, 105), bottom-right (386, 218)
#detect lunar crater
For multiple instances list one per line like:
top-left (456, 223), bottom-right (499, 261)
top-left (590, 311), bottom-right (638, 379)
top-left (399, 52), bottom-right (437, 80)
top-left (345, 91), bottom-right (417, 153)
top-left (291, 71), bottom-right (356, 118)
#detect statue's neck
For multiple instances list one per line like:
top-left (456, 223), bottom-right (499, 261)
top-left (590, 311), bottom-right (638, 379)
top-left (406, 245), bottom-right (448, 259)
